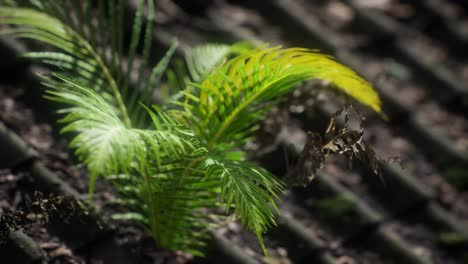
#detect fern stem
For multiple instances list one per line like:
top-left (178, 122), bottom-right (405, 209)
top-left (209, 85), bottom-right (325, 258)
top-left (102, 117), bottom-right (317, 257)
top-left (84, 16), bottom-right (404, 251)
top-left (97, 0), bottom-right (106, 54)
top-left (108, 1), bottom-right (118, 81)
top-left (166, 156), bottom-right (203, 246)
top-left (143, 167), bottom-right (161, 247)
top-left (68, 30), bottom-right (132, 127)
top-left (90, 45), bottom-right (132, 127)
top-left (88, 173), bottom-right (98, 202)
top-left (116, 0), bottom-right (125, 89)
top-left (48, 11), bottom-right (133, 127)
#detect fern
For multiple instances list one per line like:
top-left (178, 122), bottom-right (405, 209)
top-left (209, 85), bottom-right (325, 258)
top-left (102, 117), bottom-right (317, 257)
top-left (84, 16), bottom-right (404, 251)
top-left (1, 1), bottom-right (382, 256)
top-left (172, 44), bottom-right (381, 252)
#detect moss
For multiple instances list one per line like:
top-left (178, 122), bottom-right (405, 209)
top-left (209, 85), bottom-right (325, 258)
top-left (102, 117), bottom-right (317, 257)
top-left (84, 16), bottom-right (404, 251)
top-left (313, 195), bottom-right (355, 221)
top-left (460, 252), bottom-right (468, 264)
top-left (382, 259), bottom-right (396, 264)
top-left (436, 231), bottom-right (467, 246)
top-left (444, 167), bottom-right (468, 190)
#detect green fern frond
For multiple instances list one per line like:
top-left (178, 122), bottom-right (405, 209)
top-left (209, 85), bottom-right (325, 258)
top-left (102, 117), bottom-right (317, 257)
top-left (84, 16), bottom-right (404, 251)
top-left (172, 45), bottom-right (381, 250)
top-left (205, 158), bottom-right (284, 254)
top-left (43, 75), bottom-right (200, 195)
top-left (179, 46), bottom-right (381, 151)
top-left (43, 75), bottom-right (141, 177)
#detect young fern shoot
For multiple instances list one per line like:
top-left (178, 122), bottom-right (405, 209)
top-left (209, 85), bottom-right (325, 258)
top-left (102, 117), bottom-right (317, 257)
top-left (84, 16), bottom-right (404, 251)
top-left (1, 0), bottom-right (382, 255)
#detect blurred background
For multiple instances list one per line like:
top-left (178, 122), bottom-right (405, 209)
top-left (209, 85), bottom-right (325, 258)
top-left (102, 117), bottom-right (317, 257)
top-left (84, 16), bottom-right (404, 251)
top-left (1, 0), bottom-right (468, 263)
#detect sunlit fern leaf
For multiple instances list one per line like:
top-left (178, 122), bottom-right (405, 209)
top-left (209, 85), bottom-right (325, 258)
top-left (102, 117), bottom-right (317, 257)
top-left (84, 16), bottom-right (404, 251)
top-left (185, 42), bottom-right (256, 82)
top-left (186, 44), bottom-right (230, 83)
top-left (179, 46), bottom-right (381, 152)
top-left (43, 75), bottom-right (200, 194)
top-left (43, 75), bottom-right (142, 177)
